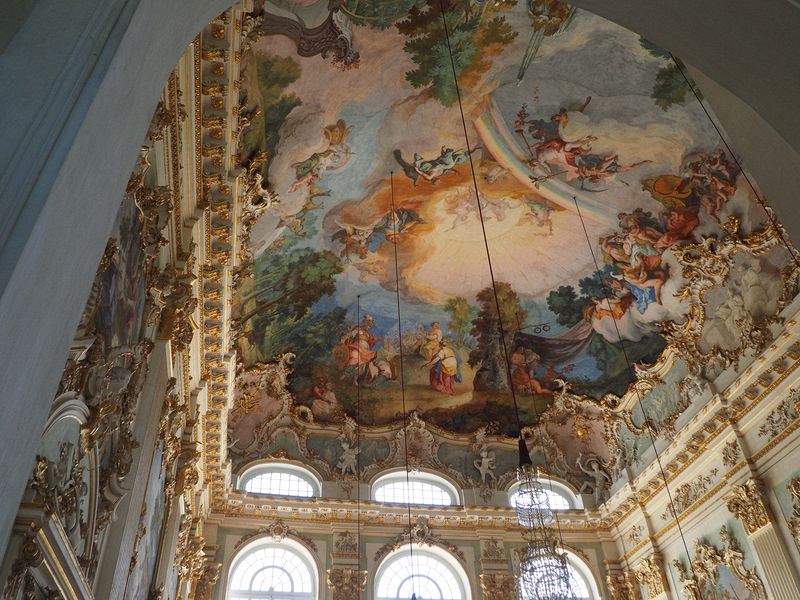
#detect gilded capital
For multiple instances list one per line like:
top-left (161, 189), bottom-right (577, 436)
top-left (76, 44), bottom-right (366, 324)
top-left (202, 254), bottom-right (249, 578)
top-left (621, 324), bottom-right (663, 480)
top-left (327, 567), bottom-right (367, 600)
top-left (607, 572), bottom-right (642, 600)
top-left (479, 573), bottom-right (516, 600)
top-left (634, 555), bottom-right (668, 599)
top-left (726, 478), bottom-right (771, 535)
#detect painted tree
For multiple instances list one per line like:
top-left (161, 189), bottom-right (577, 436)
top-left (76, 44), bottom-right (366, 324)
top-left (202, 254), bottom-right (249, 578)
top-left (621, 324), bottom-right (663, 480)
top-left (397, 0), bottom-right (517, 106)
top-left (243, 52), bottom-right (302, 174)
top-left (469, 282), bottom-right (527, 390)
top-left (340, 0), bottom-right (424, 30)
top-left (639, 37), bottom-right (701, 111)
top-left (443, 296), bottom-right (474, 346)
top-left (237, 248), bottom-right (342, 324)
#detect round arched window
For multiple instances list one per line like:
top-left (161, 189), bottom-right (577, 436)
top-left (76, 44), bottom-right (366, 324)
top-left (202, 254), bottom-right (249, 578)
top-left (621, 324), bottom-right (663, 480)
top-left (227, 540), bottom-right (317, 600)
top-left (508, 478), bottom-right (580, 512)
top-left (518, 549), bottom-right (600, 600)
top-left (238, 463), bottom-right (320, 498)
top-left (375, 546), bottom-right (470, 600)
top-left (372, 471), bottom-right (460, 506)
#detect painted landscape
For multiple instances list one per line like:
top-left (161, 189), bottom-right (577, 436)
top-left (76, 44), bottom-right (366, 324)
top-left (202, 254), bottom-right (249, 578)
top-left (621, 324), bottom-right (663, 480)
top-left (233, 0), bottom-right (779, 434)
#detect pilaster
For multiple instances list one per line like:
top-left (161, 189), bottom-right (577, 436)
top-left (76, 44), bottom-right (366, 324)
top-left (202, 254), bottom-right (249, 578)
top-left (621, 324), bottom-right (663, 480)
top-left (726, 478), bottom-right (800, 600)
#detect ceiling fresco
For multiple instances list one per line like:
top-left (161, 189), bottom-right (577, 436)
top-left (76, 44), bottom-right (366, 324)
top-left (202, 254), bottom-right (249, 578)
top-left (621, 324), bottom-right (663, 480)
top-left (229, 0), bottom-right (796, 466)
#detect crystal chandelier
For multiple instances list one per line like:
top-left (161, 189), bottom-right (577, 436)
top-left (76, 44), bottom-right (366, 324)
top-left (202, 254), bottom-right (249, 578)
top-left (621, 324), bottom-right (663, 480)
top-left (515, 439), bottom-right (576, 600)
top-left (515, 463), bottom-right (554, 528)
top-left (518, 537), bottom-right (577, 600)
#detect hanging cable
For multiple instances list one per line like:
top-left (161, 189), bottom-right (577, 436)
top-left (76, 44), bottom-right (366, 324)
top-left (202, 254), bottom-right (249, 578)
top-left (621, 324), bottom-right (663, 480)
top-left (436, 7), bottom-right (581, 600)
top-left (573, 196), bottom-right (704, 598)
top-left (669, 54), bottom-right (800, 274)
top-left (356, 295), bottom-right (362, 574)
top-left (436, 0), bottom-right (570, 540)
top-left (389, 171), bottom-right (417, 598)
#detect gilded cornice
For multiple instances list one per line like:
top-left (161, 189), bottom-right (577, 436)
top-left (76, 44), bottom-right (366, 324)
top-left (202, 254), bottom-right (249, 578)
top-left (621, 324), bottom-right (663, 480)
top-left (606, 331), bottom-right (800, 528)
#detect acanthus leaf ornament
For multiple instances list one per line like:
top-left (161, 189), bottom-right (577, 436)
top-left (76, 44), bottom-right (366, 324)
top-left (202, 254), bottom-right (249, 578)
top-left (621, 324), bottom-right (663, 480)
top-left (634, 554), bottom-right (669, 599)
top-left (327, 568), bottom-right (367, 600)
top-left (725, 478), bottom-right (771, 535)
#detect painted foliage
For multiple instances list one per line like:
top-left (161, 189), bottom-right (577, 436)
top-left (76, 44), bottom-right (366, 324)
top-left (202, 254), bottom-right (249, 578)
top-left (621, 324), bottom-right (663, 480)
top-left (234, 1), bottom-right (788, 435)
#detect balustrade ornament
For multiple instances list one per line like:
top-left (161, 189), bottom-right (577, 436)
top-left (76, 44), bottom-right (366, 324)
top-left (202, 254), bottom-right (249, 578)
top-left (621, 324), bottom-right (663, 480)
top-left (726, 479), bottom-right (771, 535)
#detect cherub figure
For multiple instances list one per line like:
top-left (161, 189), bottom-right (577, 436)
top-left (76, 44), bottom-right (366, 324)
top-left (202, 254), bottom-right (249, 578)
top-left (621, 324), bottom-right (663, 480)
top-left (336, 439), bottom-right (360, 476)
top-left (473, 449), bottom-right (497, 483)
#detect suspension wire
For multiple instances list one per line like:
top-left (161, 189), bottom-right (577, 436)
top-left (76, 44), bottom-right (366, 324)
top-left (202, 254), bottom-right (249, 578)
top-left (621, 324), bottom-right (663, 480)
top-left (573, 197), bottom-right (704, 596)
top-left (356, 296), bottom-right (362, 573)
top-left (436, 0), bottom-right (572, 554)
top-left (389, 172), bottom-right (416, 595)
top-left (670, 54), bottom-right (800, 274)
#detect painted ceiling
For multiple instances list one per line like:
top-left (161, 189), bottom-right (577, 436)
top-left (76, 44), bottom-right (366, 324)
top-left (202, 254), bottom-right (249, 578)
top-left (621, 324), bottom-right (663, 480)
top-left (230, 0), bottom-right (794, 468)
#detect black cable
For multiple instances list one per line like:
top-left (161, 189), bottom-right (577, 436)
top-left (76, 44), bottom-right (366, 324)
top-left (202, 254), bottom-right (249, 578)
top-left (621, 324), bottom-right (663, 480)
top-left (573, 196), bottom-right (703, 598)
top-left (436, 0), bottom-right (523, 438)
top-left (436, 0), bottom-right (571, 552)
top-left (389, 171), bottom-right (416, 595)
top-left (356, 296), bottom-right (362, 574)
top-left (670, 54), bottom-right (800, 274)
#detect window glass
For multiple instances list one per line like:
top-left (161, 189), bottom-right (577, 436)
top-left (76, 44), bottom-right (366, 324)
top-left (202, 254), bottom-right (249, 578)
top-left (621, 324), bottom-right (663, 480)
top-left (243, 471), bottom-right (314, 497)
top-left (509, 486), bottom-right (571, 511)
top-left (376, 549), bottom-right (467, 600)
top-left (228, 544), bottom-right (315, 600)
top-left (238, 465), bottom-right (319, 498)
top-left (373, 472), bottom-right (458, 506)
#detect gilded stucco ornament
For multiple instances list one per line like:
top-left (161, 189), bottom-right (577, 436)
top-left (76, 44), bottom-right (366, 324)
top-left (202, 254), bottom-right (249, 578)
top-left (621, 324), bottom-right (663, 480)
top-left (674, 525), bottom-right (767, 600)
top-left (234, 520), bottom-right (318, 554)
top-left (2, 524), bottom-right (63, 599)
top-left (757, 388), bottom-right (800, 439)
top-left (664, 216), bottom-right (787, 371)
top-left (634, 554), bottom-right (669, 599)
top-left (326, 568), bottom-right (367, 600)
top-left (374, 516), bottom-right (464, 564)
top-left (479, 573), bottom-right (516, 600)
top-left (725, 478), bottom-right (771, 535)
top-left (787, 478), bottom-right (800, 546)
top-left (660, 469), bottom-right (718, 521)
top-left (155, 266), bottom-right (198, 354)
top-left (722, 439), bottom-right (742, 467)
top-left (606, 572), bottom-right (642, 600)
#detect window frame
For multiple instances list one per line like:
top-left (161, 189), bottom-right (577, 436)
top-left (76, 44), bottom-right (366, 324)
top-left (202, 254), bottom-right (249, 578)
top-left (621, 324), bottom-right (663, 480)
top-left (371, 469), bottom-right (461, 507)
top-left (226, 537), bottom-right (319, 600)
top-left (237, 462), bottom-right (321, 499)
top-left (374, 544), bottom-right (472, 600)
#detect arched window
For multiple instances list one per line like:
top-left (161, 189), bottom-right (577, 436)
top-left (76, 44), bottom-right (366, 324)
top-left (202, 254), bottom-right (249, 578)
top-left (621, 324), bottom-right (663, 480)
top-left (518, 549), bottom-right (601, 600)
top-left (227, 539), bottom-right (317, 600)
top-left (508, 477), bottom-right (580, 512)
top-left (238, 463), bottom-right (320, 498)
top-left (372, 471), bottom-right (460, 506)
top-left (375, 546), bottom-right (471, 600)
